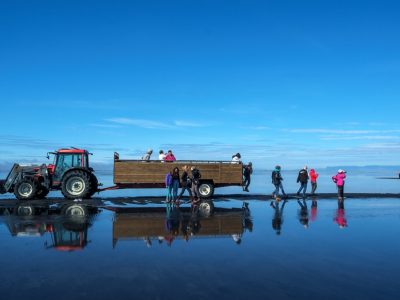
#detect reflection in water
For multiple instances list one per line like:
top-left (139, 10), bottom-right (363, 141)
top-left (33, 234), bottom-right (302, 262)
top-left (270, 199), bottom-right (287, 235)
top-left (0, 202), bottom-right (98, 251)
top-left (112, 201), bottom-right (253, 248)
top-left (310, 197), bottom-right (318, 222)
top-left (334, 199), bottom-right (347, 228)
top-left (297, 199), bottom-right (309, 229)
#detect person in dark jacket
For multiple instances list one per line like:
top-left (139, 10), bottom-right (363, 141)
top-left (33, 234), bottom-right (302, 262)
top-left (242, 162), bottom-right (253, 192)
top-left (191, 166), bottom-right (201, 203)
top-left (271, 165), bottom-right (287, 198)
top-left (176, 165), bottom-right (192, 203)
top-left (296, 166), bottom-right (309, 198)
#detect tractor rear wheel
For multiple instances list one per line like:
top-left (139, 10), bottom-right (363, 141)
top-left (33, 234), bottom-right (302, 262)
top-left (87, 173), bottom-right (98, 198)
top-left (14, 179), bottom-right (37, 200)
top-left (61, 171), bottom-right (91, 199)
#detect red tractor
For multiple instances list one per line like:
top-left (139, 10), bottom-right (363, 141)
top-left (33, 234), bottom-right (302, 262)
top-left (0, 148), bottom-right (98, 200)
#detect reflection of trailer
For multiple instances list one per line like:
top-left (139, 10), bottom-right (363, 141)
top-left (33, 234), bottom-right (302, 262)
top-left (0, 202), bottom-right (96, 251)
top-left (102, 153), bottom-right (244, 198)
top-left (111, 205), bottom-right (252, 247)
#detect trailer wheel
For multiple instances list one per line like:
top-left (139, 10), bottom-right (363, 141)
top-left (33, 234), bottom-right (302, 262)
top-left (14, 179), bottom-right (37, 200)
top-left (199, 201), bottom-right (214, 217)
top-left (198, 182), bottom-right (214, 198)
top-left (61, 171), bottom-right (91, 199)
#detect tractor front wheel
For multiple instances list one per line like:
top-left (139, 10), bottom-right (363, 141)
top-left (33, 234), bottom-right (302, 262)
top-left (14, 179), bottom-right (37, 200)
top-left (61, 171), bottom-right (91, 199)
top-left (36, 186), bottom-right (50, 199)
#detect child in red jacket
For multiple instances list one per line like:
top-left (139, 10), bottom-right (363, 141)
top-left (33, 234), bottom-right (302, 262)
top-left (309, 169), bottom-right (319, 195)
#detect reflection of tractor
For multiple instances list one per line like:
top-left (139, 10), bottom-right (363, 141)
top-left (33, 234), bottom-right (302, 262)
top-left (0, 202), bottom-right (97, 251)
top-left (0, 148), bottom-right (98, 200)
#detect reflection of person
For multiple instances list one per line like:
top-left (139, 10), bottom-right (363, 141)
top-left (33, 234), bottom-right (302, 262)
top-left (242, 202), bottom-right (253, 232)
top-left (142, 149), bottom-right (153, 161)
top-left (334, 199), bottom-right (347, 228)
top-left (332, 169), bottom-right (346, 199)
top-left (187, 203), bottom-right (201, 236)
top-left (272, 165), bottom-right (287, 198)
top-left (164, 203), bottom-right (181, 245)
top-left (232, 234), bottom-right (242, 244)
top-left (297, 200), bottom-right (309, 228)
top-left (143, 236), bottom-right (152, 248)
top-left (242, 162), bottom-right (253, 192)
top-left (270, 199), bottom-right (287, 235)
top-left (310, 198), bottom-right (318, 222)
top-left (297, 166), bottom-right (309, 198)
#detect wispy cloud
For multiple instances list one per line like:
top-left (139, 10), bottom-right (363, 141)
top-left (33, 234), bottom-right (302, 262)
top-left (242, 126), bottom-right (270, 131)
top-left (174, 120), bottom-right (207, 127)
top-left (107, 118), bottom-right (174, 129)
top-left (89, 123), bottom-right (123, 129)
top-left (320, 135), bottom-right (400, 141)
top-left (284, 128), bottom-right (400, 134)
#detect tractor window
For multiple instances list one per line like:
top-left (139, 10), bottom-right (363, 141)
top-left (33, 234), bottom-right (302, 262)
top-left (54, 154), bottom-right (83, 178)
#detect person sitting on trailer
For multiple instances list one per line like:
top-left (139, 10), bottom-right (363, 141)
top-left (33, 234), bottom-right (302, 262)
top-left (231, 153), bottom-right (242, 164)
top-left (165, 150), bottom-right (176, 162)
top-left (159, 150), bottom-right (166, 162)
top-left (142, 149), bottom-right (153, 161)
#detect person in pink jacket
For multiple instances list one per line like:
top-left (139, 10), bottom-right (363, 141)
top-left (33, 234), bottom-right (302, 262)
top-left (332, 169), bottom-right (346, 199)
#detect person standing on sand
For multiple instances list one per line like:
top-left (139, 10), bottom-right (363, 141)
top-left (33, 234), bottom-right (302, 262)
top-left (272, 165), bottom-right (287, 198)
top-left (165, 171), bottom-right (173, 203)
top-left (296, 166), bottom-right (309, 198)
top-left (309, 168), bottom-right (319, 195)
top-left (332, 169), bottom-right (346, 199)
top-left (171, 167), bottom-right (180, 202)
top-left (243, 162), bottom-right (253, 192)
top-left (177, 165), bottom-right (192, 203)
top-left (191, 166), bottom-right (201, 203)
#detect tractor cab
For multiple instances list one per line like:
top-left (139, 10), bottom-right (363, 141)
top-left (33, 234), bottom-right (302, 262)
top-left (47, 148), bottom-right (91, 184)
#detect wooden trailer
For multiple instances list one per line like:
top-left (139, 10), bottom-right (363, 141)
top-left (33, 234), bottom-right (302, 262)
top-left (111, 153), bottom-right (244, 198)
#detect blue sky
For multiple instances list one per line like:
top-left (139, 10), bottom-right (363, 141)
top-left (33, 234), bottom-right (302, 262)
top-left (1, 0), bottom-right (400, 169)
